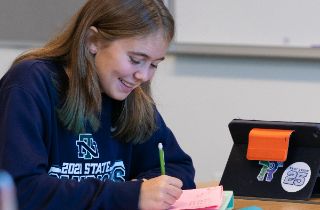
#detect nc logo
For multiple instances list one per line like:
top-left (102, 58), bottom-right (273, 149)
top-left (76, 134), bottom-right (99, 160)
top-left (257, 161), bottom-right (283, 182)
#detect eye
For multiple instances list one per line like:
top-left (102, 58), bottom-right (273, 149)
top-left (129, 56), bottom-right (140, 65)
top-left (151, 63), bottom-right (158, 69)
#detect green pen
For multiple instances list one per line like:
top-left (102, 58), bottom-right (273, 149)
top-left (158, 142), bottom-right (165, 175)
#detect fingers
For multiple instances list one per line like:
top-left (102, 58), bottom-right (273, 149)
top-left (155, 183), bottom-right (182, 209)
top-left (138, 175), bottom-right (183, 210)
top-left (153, 175), bottom-right (183, 202)
top-left (166, 181), bottom-right (183, 200)
top-left (162, 188), bottom-right (182, 207)
top-left (164, 175), bottom-right (183, 189)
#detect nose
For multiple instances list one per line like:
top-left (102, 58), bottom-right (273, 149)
top-left (133, 66), bottom-right (152, 82)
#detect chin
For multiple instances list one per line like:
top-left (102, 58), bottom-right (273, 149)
top-left (110, 93), bottom-right (129, 101)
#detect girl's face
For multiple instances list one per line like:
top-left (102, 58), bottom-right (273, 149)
top-left (88, 29), bottom-right (169, 101)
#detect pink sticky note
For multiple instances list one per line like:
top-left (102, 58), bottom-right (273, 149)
top-left (169, 186), bottom-right (223, 210)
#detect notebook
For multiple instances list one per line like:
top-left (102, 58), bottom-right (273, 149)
top-left (169, 186), bottom-right (234, 210)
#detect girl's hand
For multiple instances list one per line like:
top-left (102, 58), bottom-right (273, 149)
top-left (138, 175), bottom-right (183, 210)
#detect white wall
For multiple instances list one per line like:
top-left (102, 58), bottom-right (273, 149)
top-left (3, 48), bottom-right (320, 183)
top-left (0, 48), bottom-right (24, 75)
top-left (174, 0), bottom-right (320, 47)
top-left (153, 54), bottom-right (320, 183)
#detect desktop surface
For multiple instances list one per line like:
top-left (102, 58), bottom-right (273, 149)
top-left (197, 181), bottom-right (320, 210)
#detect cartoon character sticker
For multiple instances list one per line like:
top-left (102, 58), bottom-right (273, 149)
top-left (257, 161), bottom-right (283, 182)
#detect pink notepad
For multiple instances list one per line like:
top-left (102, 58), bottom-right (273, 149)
top-left (169, 186), bottom-right (223, 210)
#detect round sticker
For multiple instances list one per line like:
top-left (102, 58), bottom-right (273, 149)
top-left (281, 162), bottom-right (311, 193)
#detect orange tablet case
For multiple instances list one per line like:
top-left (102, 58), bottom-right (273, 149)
top-left (246, 128), bottom-right (294, 162)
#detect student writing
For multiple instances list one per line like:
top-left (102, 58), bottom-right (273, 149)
top-left (0, 0), bottom-right (196, 209)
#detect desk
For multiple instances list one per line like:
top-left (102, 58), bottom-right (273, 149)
top-left (196, 181), bottom-right (320, 210)
top-left (235, 197), bottom-right (320, 210)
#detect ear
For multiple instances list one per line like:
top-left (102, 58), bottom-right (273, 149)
top-left (86, 26), bottom-right (99, 55)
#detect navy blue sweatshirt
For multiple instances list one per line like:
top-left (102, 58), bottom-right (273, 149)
top-left (0, 60), bottom-right (195, 210)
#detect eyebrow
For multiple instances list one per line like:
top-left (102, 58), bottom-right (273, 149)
top-left (129, 51), bottom-right (165, 61)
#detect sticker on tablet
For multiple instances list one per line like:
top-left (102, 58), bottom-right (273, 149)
top-left (281, 162), bottom-right (311, 192)
top-left (257, 161), bottom-right (283, 182)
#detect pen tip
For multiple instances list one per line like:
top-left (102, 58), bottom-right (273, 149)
top-left (158, 142), bottom-right (163, 149)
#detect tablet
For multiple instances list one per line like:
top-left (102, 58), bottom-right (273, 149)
top-left (220, 119), bottom-right (320, 200)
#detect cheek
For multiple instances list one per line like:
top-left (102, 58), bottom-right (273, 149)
top-left (148, 70), bottom-right (156, 80)
top-left (94, 63), bottom-right (108, 81)
top-left (117, 60), bottom-right (135, 75)
top-left (94, 52), bottom-right (134, 78)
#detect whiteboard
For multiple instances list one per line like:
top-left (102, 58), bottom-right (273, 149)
top-left (169, 0), bottom-right (320, 59)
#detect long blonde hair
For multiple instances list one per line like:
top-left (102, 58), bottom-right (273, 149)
top-left (13, 0), bottom-right (174, 144)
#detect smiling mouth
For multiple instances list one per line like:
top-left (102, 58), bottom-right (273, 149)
top-left (119, 79), bottom-right (135, 88)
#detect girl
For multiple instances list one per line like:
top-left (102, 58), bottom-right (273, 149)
top-left (0, 0), bottom-right (195, 209)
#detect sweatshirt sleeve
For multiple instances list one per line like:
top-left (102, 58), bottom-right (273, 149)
top-left (130, 110), bottom-right (196, 190)
top-left (0, 86), bottom-right (142, 210)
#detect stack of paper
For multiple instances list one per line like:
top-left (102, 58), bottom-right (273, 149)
top-left (169, 186), bottom-right (234, 210)
top-left (220, 191), bottom-right (234, 210)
